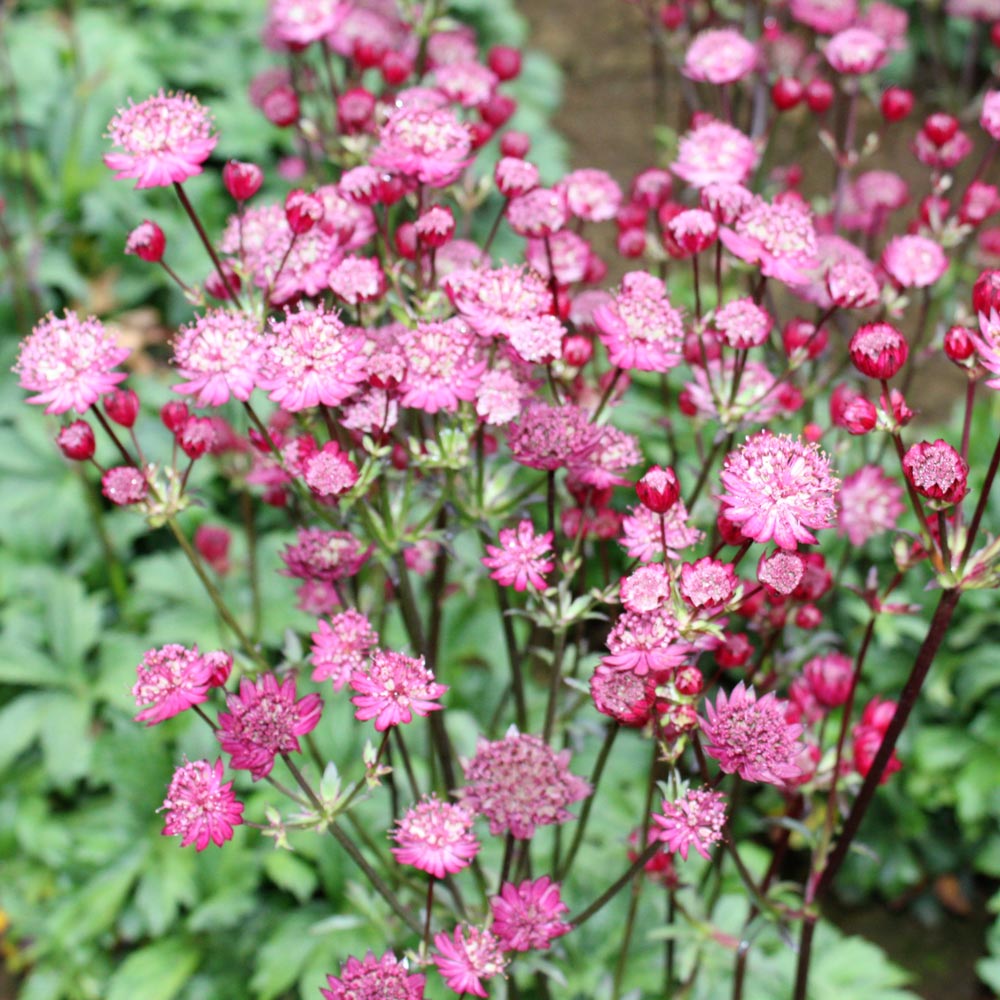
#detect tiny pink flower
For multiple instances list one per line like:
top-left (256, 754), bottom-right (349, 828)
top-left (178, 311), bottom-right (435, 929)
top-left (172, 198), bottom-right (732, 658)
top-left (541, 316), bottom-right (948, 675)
top-left (620, 501), bottom-right (703, 561)
top-left (558, 168), bottom-right (623, 223)
top-left (304, 441), bottom-right (359, 498)
top-left (102, 466), bottom-right (149, 506)
top-left (653, 788), bottom-right (727, 860)
top-left (902, 439), bottom-right (969, 505)
top-left (172, 309), bottom-right (264, 406)
top-left (482, 520), bottom-right (555, 592)
top-left (684, 29), bottom-right (757, 84)
top-left (620, 564), bottom-right (671, 614)
top-left (590, 666), bottom-right (656, 727)
top-left (603, 607), bottom-right (692, 678)
top-left (838, 465), bottom-right (905, 545)
top-left (824, 27), bottom-right (887, 75)
top-left (757, 550), bottom-right (805, 597)
top-left (433, 925), bottom-right (507, 998)
top-left (392, 795), bottom-right (480, 878)
top-left (507, 401), bottom-right (599, 471)
top-left (714, 297), bottom-right (772, 349)
top-left (133, 643), bottom-right (216, 725)
top-left (397, 319), bottom-right (486, 414)
top-left (350, 650), bottom-right (447, 730)
top-left (881, 235), bottom-right (948, 289)
top-left (160, 758), bottom-right (243, 850)
top-left (672, 118), bottom-right (759, 189)
top-left (370, 106), bottom-right (471, 187)
top-left (310, 609), bottom-right (379, 689)
top-left (320, 951), bottom-right (426, 1000)
top-left (803, 652), bottom-right (854, 708)
top-left (490, 877), bottom-right (571, 952)
top-left (679, 557), bottom-right (738, 609)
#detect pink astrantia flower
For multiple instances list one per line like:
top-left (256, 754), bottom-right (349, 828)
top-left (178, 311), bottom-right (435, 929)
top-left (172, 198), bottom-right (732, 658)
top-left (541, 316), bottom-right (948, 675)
top-left (803, 653), bottom-right (853, 708)
top-left (482, 520), bottom-right (555, 591)
top-left (700, 682), bottom-right (805, 785)
top-left (104, 90), bottom-right (217, 188)
top-left (443, 265), bottom-right (553, 339)
top-left (683, 29), bottom-right (757, 84)
top-left (172, 309), bottom-right (264, 406)
top-left (371, 106), bottom-right (471, 187)
top-left (619, 500), bottom-right (703, 562)
top-left (216, 673), bottom-right (323, 779)
top-left (160, 758), bottom-right (243, 850)
top-left (433, 926), bottom-right (507, 999)
top-left (392, 795), bottom-right (480, 878)
top-left (14, 311), bottom-right (130, 413)
top-left (838, 465), bottom-right (905, 545)
top-left (590, 666), bottom-right (656, 727)
top-left (672, 119), bottom-right (759, 188)
top-left (789, 0), bottom-right (857, 33)
top-left (328, 256), bottom-right (386, 305)
top-left (304, 441), bottom-right (359, 498)
top-left (507, 401), bottom-right (599, 471)
top-left (653, 788), bottom-right (727, 860)
top-left (397, 319), bottom-right (486, 414)
top-left (558, 168), bottom-right (623, 222)
top-left (350, 650), bottom-right (447, 731)
top-left (972, 308), bottom-right (1000, 388)
top-left (568, 425), bottom-right (641, 491)
top-left (460, 730), bottom-right (591, 839)
top-left (902, 439), bottom-right (969, 504)
top-left (433, 61), bottom-right (498, 108)
top-left (507, 314), bottom-right (565, 364)
top-left (310, 609), bottom-right (379, 689)
top-left (683, 359), bottom-right (783, 428)
top-left (593, 271), bottom-right (685, 372)
top-left (261, 305), bottom-right (367, 411)
top-left (281, 527), bottom-right (370, 587)
top-left (267, 0), bottom-right (348, 48)
top-left (881, 235), bottom-right (948, 289)
top-left (603, 606), bottom-right (691, 679)
top-left (620, 563), bottom-right (671, 613)
top-left (720, 196), bottom-right (819, 286)
top-left (824, 27), bottom-right (887, 74)
top-left (718, 432), bottom-right (839, 550)
top-left (714, 297), bottom-right (772, 349)
top-left (490, 877), bottom-right (571, 952)
top-left (525, 230), bottom-right (592, 286)
top-left (476, 368), bottom-right (533, 426)
top-left (679, 557), bottom-right (738, 609)
top-left (133, 643), bottom-right (216, 725)
top-left (102, 466), bottom-right (149, 506)
top-left (981, 91), bottom-right (1000, 141)
top-left (320, 951), bottom-right (425, 1000)
top-left (506, 187), bottom-right (569, 237)
top-left (758, 550), bottom-right (806, 596)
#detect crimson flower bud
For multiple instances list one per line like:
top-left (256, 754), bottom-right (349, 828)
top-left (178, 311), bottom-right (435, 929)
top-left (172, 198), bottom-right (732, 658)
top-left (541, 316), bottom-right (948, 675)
top-left (285, 189), bottom-right (324, 235)
top-left (923, 112), bottom-right (959, 146)
top-left (880, 86), bottom-right (914, 122)
top-left (468, 120), bottom-right (494, 150)
top-left (487, 45), bottom-right (522, 81)
top-left (616, 201), bottom-right (647, 231)
top-left (849, 321), bottom-right (909, 379)
top-left (902, 439), bottom-right (969, 505)
top-left (499, 130), bottom-right (531, 158)
top-left (161, 400), bottom-right (190, 433)
top-left (716, 508), bottom-right (746, 546)
top-left (829, 383), bottom-right (861, 428)
top-left (261, 84), bottom-right (300, 127)
top-left (771, 77), bottom-right (804, 111)
top-left (203, 649), bottom-right (233, 686)
top-left (677, 387), bottom-right (697, 416)
top-left (125, 220), bottom-right (166, 263)
top-left (636, 465), bottom-right (680, 514)
top-left (381, 50), bottom-right (413, 86)
top-left (992, 20), bottom-right (1000, 47)
top-left (394, 222), bottom-right (418, 260)
top-left (683, 331), bottom-right (722, 366)
top-left (795, 604), bottom-right (822, 629)
top-left (944, 324), bottom-right (976, 363)
top-left (352, 38), bottom-right (386, 70)
top-left (205, 264), bottom-right (241, 301)
top-left (973, 269), bottom-right (1000, 315)
top-left (104, 388), bottom-right (140, 428)
top-left (562, 333), bottom-right (593, 367)
top-left (481, 93), bottom-right (517, 129)
top-left (195, 524), bottom-right (231, 576)
top-left (660, 3), bottom-right (684, 29)
top-left (177, 416), bottom-right (216, 460)
top-left (717, 632), bottom-right (752, 668)
top-left (666, 208), bottom-right (718, 255)
top-left (861, 697), bottom-right (897, 732)
top-left (959, 181), bottom-right (1000, 226)
top-left (222, 160), bottom-right (263, 202)
top-left (337, 87), bottom-right (376, 134)
top-left (804, 653), bottom-right (852, 708)
top-left (842, 396), bottom-right (878, 435)
top-left (804, 77), bottom-right (834, 113)
top-left (415, 205), bottom-right (455, 248)
top-left (57, 420), bottom-right (96, 461)
top-left (102, 466), bottom-right (148, 506)
top-left (674, 665), bottom-right (703, 697)
top-left (375, 173), bottom-right (409, 206)
top-left (617, 227), bottom-right (646, 258)
top-left (782, 318), bottom-right (827, 359)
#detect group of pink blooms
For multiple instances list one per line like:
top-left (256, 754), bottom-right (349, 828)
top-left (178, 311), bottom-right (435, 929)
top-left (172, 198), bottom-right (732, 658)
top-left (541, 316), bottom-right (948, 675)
top-left (13, 0), bottom-right (1000, 995)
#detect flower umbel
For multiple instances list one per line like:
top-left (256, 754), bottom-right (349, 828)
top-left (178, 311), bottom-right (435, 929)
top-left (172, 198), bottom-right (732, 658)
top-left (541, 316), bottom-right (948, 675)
top-left (391, 795), bottom-right (480, 878)
top-left (160, 758), bottom-right (244, 850)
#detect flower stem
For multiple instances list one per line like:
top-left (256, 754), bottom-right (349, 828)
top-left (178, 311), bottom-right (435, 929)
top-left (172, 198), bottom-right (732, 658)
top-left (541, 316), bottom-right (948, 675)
top-left (173, 181), bottom-right (243, 307)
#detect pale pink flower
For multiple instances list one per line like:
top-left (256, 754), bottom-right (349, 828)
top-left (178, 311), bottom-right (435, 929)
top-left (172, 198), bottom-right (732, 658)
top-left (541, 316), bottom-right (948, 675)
top-left (14, 311), bottom-right (129, 413)
top-left (133, 643), bottom-right (216, 725)
top-left (443, 265), bottom-right (553, 339)
top-left (433, 926), bottom-right (507, 998)
top-left (475, 368), bottom-right (533, 426)
top-left (490, 877), bottom-right (570, 952)
top-left (718, 432), bottom-right (839, 550)
top-left (102, 466), bottom-right (149, 506)
top-left (558, 168), bottom-right (622, 222)
top-left (507, 401), bottom-right (599, 470)
top-left (482, 520), bottom-right (555, 591)
top-left (392, 795), bottom-right (479, 878)
top-left (433, 61), bottom-right (497, 108)
top-left (789, 0), bottom-right (857, 33)
top-left (172, 309), bottom-right (264, 406)
top-left (310, 610), bottom-right (379, 689)
top-left (672, 119), bottom-right (759, 188)
top-left (320, 951), bottom-right (425, 1000)
top-left (683, 359), bottom-right (783, 427)
top-left (824, 28), bottom-right (887, 74)
top-left (304, 441), bottom-right (359, 497)
top-left (267, 0), bottom-right (347, 48)
top-left (327, 4), bottom-right (412, 57)
top-left (261, 305), bottom-right (367, 411)
top-left (603, 607), bottom-right (691, 678)
top-left (619, 501), bottom-right (703, 561)
top-left (495, 156), bottom-right (540, 197)
top-left (593, 271), bottom-right (684, 372)
top-left (217, 673), bottom-right (322, 779)
top-left (861, 1), bottom-right (909, 49)
top-left (679, 558), bottom-right (738, 609)
top-left (525, 230), bottom-right (592, 286)
top-left (720, 196), bottom-right (819, 285)
top-left (370, 106), bottom-right (471, 187)
top-left (506, 187), bottom-right (568, 237)
top-left (160, 758), bottom-right (243, 850)
top-left (881, 235), bottom-right (948, 289)
top-left (350, 650), bottom-right (446, 731)
top-left (507, 314), bottom-right (565, 364)
top-left (826, 258), bottom-right (880, 309)
top-left (700, 682), bottom-right (805, 785)
top-left (837, 465), bottom-right (904, 545)
top-left (328, 256), bottom-right (386, 305)
top-left (758, 550), bottom-right (806, 596)
top-left (684, 29), bottom-right (757, 84)
top-left (701, 182), bottom-right (754, 224)
top-left (620, 564), bottom-right (671, 614)
top-left (714, 297), bottom-right (772, 349)
top-left (341, 387), bottom-right (399, 435)
top-left (397, 319), bottom-right (486, 413)
top-left (104, 90), bottom-right (216, 188)
top-left (460, 730), bottom-right (591, 839)
top-left (653, 788), bottom-right (727, 860)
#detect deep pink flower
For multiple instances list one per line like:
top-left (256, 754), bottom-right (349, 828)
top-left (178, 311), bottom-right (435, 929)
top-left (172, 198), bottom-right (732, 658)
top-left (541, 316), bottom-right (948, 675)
top-left (667, 208), bottom-right (719, 255)
top-left (310, 610), bottom-right (379, 690)
top-left (881, 235), bottom-right (948, 289)
top-left (104, 90), bottom-right (217, 188)
top-left (849, 321), bottom-right (909, 379)
top-left (506, 187), bottom-right (568, 237)
top-left (838, 465), bottom-right (905, 545)
top-left (433, 926), bottom-right (507, 998)
top-left (482, 520), bottom-right (555, 591)
top-left (672, 119), bottom-right (759, 188)
top-left (392, 795), bottom-right (480, 878)
top-left (460, 730), bottom-right (591, 839)
top-left (506, 314), bottom-right (565, 365)
top-left (619, 501), bottom-right (703, 561)
top-left (350, 649), bottom-right (447, 731)
top-left (102, 466), bottom-right (149, 506)
top-left (603, 607), bottom-right (691, 678)
top-left (619, 564), bottom-right (671, 613)
top-left (718, 432), bottom-right (839, 550)
top-left (433, 61), bottom-right (498, 108)
top-left (558, 168), bottom-right (623, 222)
top-left (700, 682), bottom-right (805, 785)
top-left (495, 156), bottom-right (540, 197)
top-left (14, 311), bottom-right (130, 413)
top-left (720, 196), bottom-right (819, 286)
top-left (507, 401), bottom-right (599, 471)
top-left (653, 788), bottom-right (727, 860)
top-left (714, 297), bottom-right (772, 349)
top-left (133, 643), bottom-right (216, 725)
top-left (902, 439), bottom-right (969, 504)
top-left (757, 550), bottom-right (805, 596)
top-left (216, 673), bottom-right (322, 779)
top-left (803, 653), bottom-right (853, 708)
top-left (590, 666), bottom-right (656, 727)
top-left (490, 877), bottom-right (571, 952)
top-left (280, 527), bottom-right (370, 584)
top-left (172, 309), bottom-right (264, 406)
top-left (593, 272), bottom-right (684, 372)
top-left (981, 91), bottom-right (1000, 141)
top-left (525, 230), bottom-right (592, 286)
top-left (443, 265), bottom-right (553, 339)
top-left (160, 758), bottom-right (243, 850)
top-left (397, 319), bottom-right (486, 414)
top-left (683, 29), bottom-right (757, 84)
top-left (320, 951), bottom-right (425, 1000)
top-left (371, 106), bottom-right (471, 187)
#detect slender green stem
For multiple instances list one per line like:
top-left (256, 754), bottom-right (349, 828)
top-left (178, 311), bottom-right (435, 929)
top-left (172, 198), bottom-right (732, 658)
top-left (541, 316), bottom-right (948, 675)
top-left (570, 839), bottom-right (662, 927)
top-left (542, 630), bottom-right (567, 743)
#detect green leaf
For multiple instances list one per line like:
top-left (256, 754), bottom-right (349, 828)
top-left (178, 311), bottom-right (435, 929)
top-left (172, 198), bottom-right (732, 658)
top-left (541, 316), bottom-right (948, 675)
top-left (106, 937), bottom-right (201, 1000)
top-left (264, 850), bottom-right (319, 904)
top-left (39, 692), bottom-right (94, 787)
top-left (134, 845), bottom-right (198, 936)
top-left (0, 693), bottom-right (48, 774)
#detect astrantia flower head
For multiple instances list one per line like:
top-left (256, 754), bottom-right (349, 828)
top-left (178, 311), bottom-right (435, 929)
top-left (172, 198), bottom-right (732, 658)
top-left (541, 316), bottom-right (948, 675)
top-left (902, 439), bottom-right (969, 505)
top-left (683, 29), bottom-right (757, 84)
top-left (433, 925), bottom-right (507, 999)
top-left (105, 90), bottom-right (217, 188)
top-left (757, 549), bottom-right (805, 597)
top-left (558, 168), bottom-right (623, 223)
top-left (620, 564), bottom-right (671, 613)
top-left (310, 609), bottom-right (379, 689)
top-left (824, 27), bottom-right (887, 75)
top-left (133, 643), bottom-right (216, 725)
top-left (460, 730), bottom-right (591, 839)
top-left (849, 321), bottom-right (908, 379)
top-left (672, 119), bottom-right (759, 189)
top-left (490, 877), bottom-right (571, 952)
top-left (653, 787), bottom-right (727, 860)
top-left (397, 319), bottom-right (486, 414)
top-left (720, 196), bottom-right (819, 286)
top-left (350, 649), bottom-right (447, 731)
top-left (590, 665), bottom-right (656, 727)
top-left (790, 0), bottom-right (857, 33)
top-left (102, 465), bottom-right (149, 506)
top-left (281, 527), bottom-right (370, 583)
top-left (14, 311), bottom-right (130, 413)
top-left (603, 607), bottom-right (691, 678)
top-left (267, 0), bottom-right (348, 49)
top-left (391, 795), bottom-right (479, 878)
top-left (320, 951), bottom-right (425, 1000)
top-left (216, 673), bottom-right (322, 779)
top-left (700, 682), bottom-right (805, 785)
top-left (838, 465), bottom-right (905, 545)
top-left (620, 501), bottom-right (703, 561)
top-left (506, 186), bottom-right (569, 237)
top-left (161, 758), bottom-right (243, 850)
top-left (593, 272), bottom-right (685, 372)
top-left (718, 431), bottom-right (839, 550)
top-left (679, 557), bottom-right (738, 609)
top-left (443, 265), bottom-right (553, 339)
top-left (304, 441), bottom-right (359, 498)
top-left (881, 235), bottom-right (948, 289)
top-left (803, 652), bottom-right (853, 708)
top-left (172, 309), bottom-right (264, 407)
top-left (371, 106), bottom-right (472, 187)
top-left (714, 297), bottom-right (772, 349)
top-left (482, 520), bottom-right (555, 591)
top-left (507, 401), bottom-right (598, 471)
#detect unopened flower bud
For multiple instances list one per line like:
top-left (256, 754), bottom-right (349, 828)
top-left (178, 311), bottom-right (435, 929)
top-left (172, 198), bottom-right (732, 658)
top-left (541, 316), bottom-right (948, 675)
top-left (842, 396), bottom-right (878, 435)
top-left (487, 45), bottom-right (522, 81)
top-left (222, 160), bottom-right (263, 201)
top-left (104, 388), bottom-right (140, 428)
top-left (161, 400), bottom-right (190, 433)
top-left (973, 269), bottom-right (1000, 315)
top-left (381, 50), bottom-right (413, 86)
top-left (849, 322), bottom-right (909, 379)
top-left (944, 325), bottom-right (976, 363)
top-left (415, 205), bottom-right (455, 248)
top-left (880, 86), bottom-right (914, 122)
top-left (771, 77), bottom-right (804, 112)
top-left (177, 416), bottom-right (216, 460)
top-left (716, 632), bottom-right (752, 668)
top-left (562, 333), bottom-right (593, 367)
top-left (499, 130), bottom-right (531, 158)
top-left (261, 84), bottom-right (300, 127)
top-left (337, 87), bottom-right (376, 134)
top-left (285, 189), bottom-right (324, 234)
top-left (204, 264), bottom-right (242, 301)
top-left (903, 439), bottom-right (969, 505)
top-left (804, 77), bottom-right (834, 113)
top-left (674, 665), bottom-right (703, 697)
top-left (481, 93), bottom-right (517, 129)
top-left (57, 420), bottom-right (96, 461)
top-left (636, 465), bottom-right (680, 513)
top-left (195, 524), bottom-right (231, 576)
top-left (125, 220), bottom-right (166, 263)
top-left (203, 649), bottom-right (233, 686)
